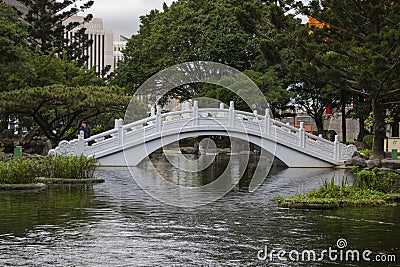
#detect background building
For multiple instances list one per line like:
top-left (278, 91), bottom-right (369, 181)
top-left (65, 16), bottom-right (114, 74)
top-left (113, 33), bottom-right (128, 71)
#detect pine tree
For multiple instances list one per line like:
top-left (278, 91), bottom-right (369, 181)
top-left (14, 0), bottom-right (94, 66)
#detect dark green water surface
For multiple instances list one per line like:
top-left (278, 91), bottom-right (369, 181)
top-left (0, 155), bottom-right (398, 266)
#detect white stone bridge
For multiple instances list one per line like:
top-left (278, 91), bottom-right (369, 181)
top-left (50, 101), bottom-right (357, 168)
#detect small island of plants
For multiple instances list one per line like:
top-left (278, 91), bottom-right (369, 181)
top-left (275, 167), bottom-right (400, 210)
top-left (0, 155), bottom-right (104, 191)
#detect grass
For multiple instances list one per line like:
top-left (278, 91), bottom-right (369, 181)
top-left (359, 149), bottom-right (372, 158)
top-left (275, 174), bottom-right (400, 210)
top-left (0, 155), bottom-right (98, 185)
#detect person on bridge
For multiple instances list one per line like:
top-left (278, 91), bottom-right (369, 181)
top-left (78, 121), bottom-right (91, 139)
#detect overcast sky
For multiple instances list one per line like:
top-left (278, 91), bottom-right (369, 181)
top-left (83, 0), bottom-right (174, 37)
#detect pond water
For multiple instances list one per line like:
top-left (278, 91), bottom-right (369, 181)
top-left (0, 154), bottom-right (399, 266)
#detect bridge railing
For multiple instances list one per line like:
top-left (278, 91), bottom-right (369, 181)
top-left (50, 100), bottom-right (357, 164)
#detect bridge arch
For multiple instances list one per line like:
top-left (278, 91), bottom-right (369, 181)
top-left (51, 102), bottom-right (357, 168)
top-left (103, 127), bottom-right (333, 168)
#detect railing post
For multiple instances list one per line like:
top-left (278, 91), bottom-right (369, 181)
top-left (229, 101), bottom-right (235, 127)
top-left (253, 110), bottom-right (258, 122)
top-left (265, 108), bottom-right (271, 135)
top-left (114, 118), bottom-right (120, 129)
top-left (299, 122), bottom-right (305, 148)
top-left (117, 118), bottom-right (123, 146)
top-left (151, 106), bottom-right (156, 117)
top-left (193, 100), bottom-right (199, 127)
top-left (77, 131), bottom-right (85, 155)
top-left (219, 102), bottom-right (225, 118)
top-left (334, 135), bottom-right (340, 161)
top-left (286, 122), bottom-right (291, 134)
top-left (156, 105), bottom-right (162, 132)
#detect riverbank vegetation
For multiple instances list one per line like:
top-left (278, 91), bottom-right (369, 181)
top-left (0, 156), bottom-right (98, 186)
top-left (275, 169), bottom-right (400, 210)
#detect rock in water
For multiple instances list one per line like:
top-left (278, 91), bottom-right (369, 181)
top-left (345, 156), bottom-right (367, 167)
top-left (367, 159), bottom-right (382, 169)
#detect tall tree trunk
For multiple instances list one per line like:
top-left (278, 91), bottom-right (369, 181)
top-left (372, 101), bottom-right (386, 159)
top-left (0, 117), bottom-right (5, 132)
top-left (1, 114), bottom-right (9, 132)
top-left (314, 112), bottom-right (324, 136)
top-left (341, 92), bottom-right (347, 143)
top-left (391, 114), bottom-right (399, 137)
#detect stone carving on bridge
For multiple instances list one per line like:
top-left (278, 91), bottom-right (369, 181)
top-left (340, 144), bottom-right (358, 161)
top-left (54, 140), bottom-right (77, 156)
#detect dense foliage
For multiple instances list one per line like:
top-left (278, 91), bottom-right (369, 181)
top-left (0, 2), bottom-right (30, 93)
top-left (0, 155), bottom-right (98, 184)
top-left (246, 0), bottom-right (400, 157)
top-left (353, 167), bottom-right (400, 194)
top-left (0, 85), bottom-right (132, 142)
top-left (114, 0), bottom-right (293, 115)
top-left (0, 1), bottom-right (131, 141)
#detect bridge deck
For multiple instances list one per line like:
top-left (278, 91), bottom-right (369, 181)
top-left (50, 101), bottom-right (357, 167)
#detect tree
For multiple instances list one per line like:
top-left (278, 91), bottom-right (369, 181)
top-left (290, 82), bottom-right (337, 135)
top-left (242, 0), bottom-right (400, 158)
top-left (244, 69), bottom-right (293, 117)
top-left (114, 0), bottom-right (264, 102)
top-left (238, 0), bottom-right (340, 135)
top-left (292, 0), bottom-right (400, 158)
top-left (347, 93), bottom-right (371, 142)
top-left (0, 85), bottom-right (135, 143)
top-left (25, 49), bottom-right (104, 88)
top-left (14, 0), bottom-right (94, 66)
top-left (0, 2), bottom-right (31, 130)
top-left (0, 2), bottom-right (31, 92)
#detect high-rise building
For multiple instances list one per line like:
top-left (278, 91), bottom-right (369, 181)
top-left (65, 16), bottom-right (114, 74)
top-left (113, 33), bottom-right (128, 71)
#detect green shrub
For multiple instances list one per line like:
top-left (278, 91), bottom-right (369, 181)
top-left (362, 135), bottom-right (374, 149)
top-left (275, 172), bottom-right (400, 209)
top-left (360, 149), bottom-right (372, 158)
top-left (351, 166), bottom-right (360, 174)
top-left (0, 155), bottom-right (98, 184)
top-left (354, 168), bottom-right (400, 193)
top-left (48, 155), bottom-right (97, 179)
top-left (0, 157), bottom-right (37, 184)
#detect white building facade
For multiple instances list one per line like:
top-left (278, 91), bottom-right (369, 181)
top-left (113, 33), bottom-right (128, 71)
top-left (65, 16), bottom-right (114, 74)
